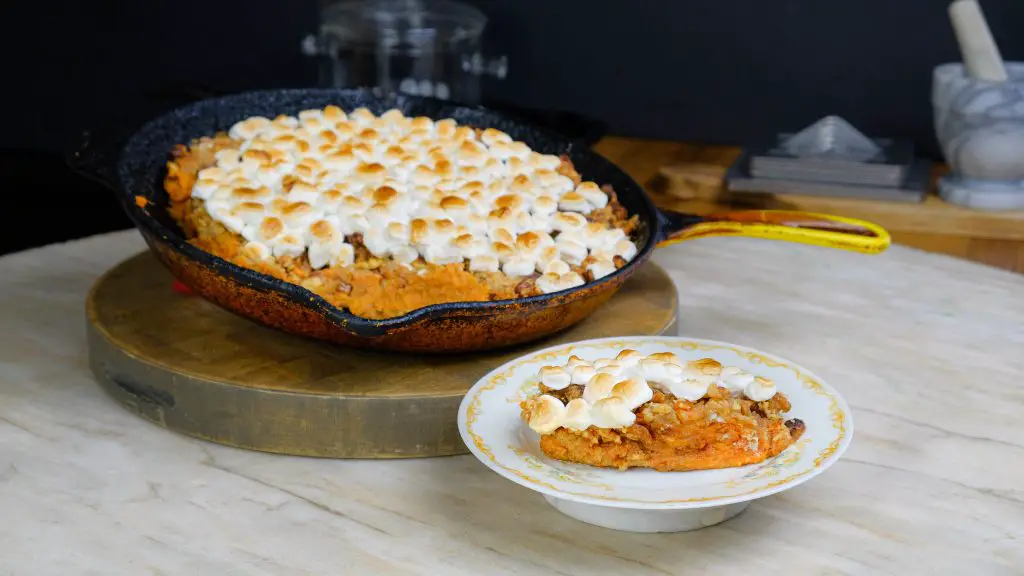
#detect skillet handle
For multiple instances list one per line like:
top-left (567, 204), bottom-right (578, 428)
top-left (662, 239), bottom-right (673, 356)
top-left (656, 209), bottom-right (891, 254)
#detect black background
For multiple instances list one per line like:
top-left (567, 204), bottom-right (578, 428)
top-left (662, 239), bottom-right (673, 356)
top-left (3, 0), bottom-right (1022, 254)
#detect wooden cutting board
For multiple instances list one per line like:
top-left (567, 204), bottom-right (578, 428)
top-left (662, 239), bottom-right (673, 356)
top-left (86, 252), bottom-right (678, 459)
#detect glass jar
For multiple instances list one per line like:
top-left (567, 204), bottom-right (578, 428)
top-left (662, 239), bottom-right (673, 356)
top-left (302, 0), bottom-right (507, 105)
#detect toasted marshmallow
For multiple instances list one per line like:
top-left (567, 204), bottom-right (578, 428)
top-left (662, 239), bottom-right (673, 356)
top-left (507, 141), bottom-right (531, 160)
top-left (481, 128), bottom-right (513, 147)
top-left (526, 395), bottom-right (567, 434)
top-left (615, 239), bottom-right (638, 261)
top-left (440, 195), bottom-right (472, 222)
top-left (492, 193), bottom-right (527, 214)
top-left (348, 107), bottom-right (376, 126)
top-left (508, 174), bottom-right (536, 197)
top-left (229, 116), bottom-right (272, 140)
top-left (255, 162), bottom-right (294, 188)
top-left (487, 141), bottom-right (518, 161)
top-left (409, 116), bottom-right (434, 132)
top-left (257, 216), bottom-right (285, 241)
top-left (718, 366), bottom-right (754, 392)
top-left (744, 376), bottom-right (777, 402)
top-left (515, 231), bottom-right (553, 259)
top-left (333, 121), bottom-right (357, 139)
top-left (341, 213), bottom-right (371, 235)
top-left (469, 254), bottom-right (500, 273)
top-left (280, 201), bottom-right (321, 230)
top-left (352, 162), bottom-right (388, 186)
top-left (614, 349), bottom-right (644, 372)
top-left (587, 259), bottom-right (617, 280)
top-left (322, 149), bottom-right (358, 173)
top-left (435, 119), bottom-right (458, 139)
top-left (298, 108), bottom-right (325, 123)
top-left (331, 243), bottom-right (356, 267)
top-left (192, 168), bottom-right (228, 200)
top-left (551, 212), bottom-right (587, 232)
top-left (531, 195), bottom-right (559, 217)
top-left (536, 272), bottom-right (585, 294)
top-left (363, 227), bottom-right (403, 258)
top-left (502, 255), bottom-right (536, 277)
top-left (599, 227), bottom-right (628, 250)
top-left (205, 202), bottom-right (246, 233)
top-left (453, 126), bottom-right (475, 142)
top-left (242, 241), bottom-right (272, 261)
top-left (579, 223), bottom-right (612, 250)
top-left (649, 352), bottom-right (683, 366)
top-left (546, 174), bottom-right (576, 196)
top-left (488, 227), bottom-right (516, 247)
top-left (539, 366), bottom-right (572, 391)
top-left (322, 105), bottom-right (346, 123)
top-left (543, 259), bottom-right (572, 276)
top-left (379, 108), bottom-right (406, 125)
top-left (422, 242), bottom-right (463, 265)
top-left (455, 139), bottom-right (489, 167)
top-left (270, 114), bottom-right (299, 131)
top-left (556, 238), bottom-right (588, 266)
top-left (215, 149), bottom-right (241, 169)
top-left (231, 202), bottom-right (266, 227)
top-left (640, 358), bottom-right (684, 389)
top-left (430, 219), bottom-right (459, 243)
top-left (590, 397), bottom-right (635, 429)
top-left (410, 164), bottom-right (441, 187)
top-left (667, 378), bottom-right (712, 402)
top-left (287, 181), bottom-right (320, 205)
top-left (559, 191), bottom-right (591, 213)
top-left (528, 152), bottom-right (562, 171)
top-left (663, 359), bottom-right (721, 402)
top-left (576, 182), bottom-right (609, 209)
top-left (454, 233), bottom-right (489, 259)
top-left (487, 207), bottom-right (521, 233)
top-left (390, 245), bottom-right (418, 265)
top-left (491, 242), bottom-right (515, 263)
top-left (582, 372), bottom-right (618, 404)
top-left (307, 239), bottom-right (337, 269)
top-left (272, 233), bottom-right (305, 258)
top-left (561, 398), bottom-right (593, 431)
top-left (565, 355), bottom-right (591, 370)
top-left (683, 358), bottom-right (723, 388)
top-left (570, 364), bottom-right (597, 386)
top-left (340, 194), bottom-right (368, 214)
top-left (611, 377), bottom-right (653, 410)
top-left (596, 362), bottom-right (625, 378)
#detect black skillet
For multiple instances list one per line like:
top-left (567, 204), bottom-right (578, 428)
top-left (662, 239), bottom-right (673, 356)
top-left (70, 88), bottom-right (889, 353)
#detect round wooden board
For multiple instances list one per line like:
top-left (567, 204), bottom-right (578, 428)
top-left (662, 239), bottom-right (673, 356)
top-left (86, 252), bottom-right (678, 459)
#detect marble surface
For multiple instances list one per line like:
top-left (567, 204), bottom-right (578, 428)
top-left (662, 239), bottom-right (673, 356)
top-left (1, 231), bottom-right (1023, 575)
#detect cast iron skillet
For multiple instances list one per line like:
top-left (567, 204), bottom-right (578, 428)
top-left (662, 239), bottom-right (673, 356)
top-left (71, 88), bottom-right (890, 353)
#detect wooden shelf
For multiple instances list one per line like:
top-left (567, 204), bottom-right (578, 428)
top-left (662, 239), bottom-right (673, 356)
top-left (592, 137), bottom-right (1024, 273)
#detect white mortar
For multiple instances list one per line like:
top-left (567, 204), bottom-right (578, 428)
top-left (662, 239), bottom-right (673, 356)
top-left (932, 62), bottom-right (1024, 210)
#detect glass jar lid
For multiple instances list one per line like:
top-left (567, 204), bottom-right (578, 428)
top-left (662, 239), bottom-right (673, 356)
top-left (320, 0), bottom-right (487, 51)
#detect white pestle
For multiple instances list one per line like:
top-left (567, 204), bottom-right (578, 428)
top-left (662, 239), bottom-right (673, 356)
top-left (949, 0), bottom-right (1008, 82)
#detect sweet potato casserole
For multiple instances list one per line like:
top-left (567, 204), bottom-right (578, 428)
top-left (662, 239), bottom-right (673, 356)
top-left (521, 350), bottom-right (806, 472)
top-left (162, 106), bottom-right (639, 319)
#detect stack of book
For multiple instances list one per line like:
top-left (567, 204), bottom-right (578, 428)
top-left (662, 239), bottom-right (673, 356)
top-left (727, 116), bottom-right (931, 203)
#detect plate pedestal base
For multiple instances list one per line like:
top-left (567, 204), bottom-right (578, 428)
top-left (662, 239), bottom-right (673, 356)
top-left (544, 496), bottom-right (749, 532)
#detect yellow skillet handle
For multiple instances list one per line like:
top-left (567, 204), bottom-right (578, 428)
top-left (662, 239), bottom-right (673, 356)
top-left (656, 210), bottom-right (891, 254)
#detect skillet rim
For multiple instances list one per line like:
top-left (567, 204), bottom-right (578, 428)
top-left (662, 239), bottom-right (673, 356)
top-left (112, 88), bottom-right (663, 333)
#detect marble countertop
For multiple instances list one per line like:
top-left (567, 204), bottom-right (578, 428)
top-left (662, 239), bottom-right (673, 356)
top-left (2, 231), bottom-right (1023, 575)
